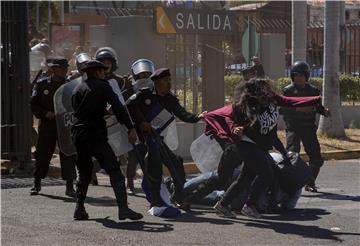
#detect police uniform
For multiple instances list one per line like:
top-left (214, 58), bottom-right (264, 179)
top-left (30, 57), bottom-right (76, 195)
top-left (127, 68), bottom-right (200, 206)
top-left (96, 48), bottom-right (138, 193)
top-left (71, 60), bottom-right (142, 220)
top-left (280, 67), bottom-right (324, 190)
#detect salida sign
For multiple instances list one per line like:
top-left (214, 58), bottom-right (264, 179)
top-left (155, 7), bottom-right (236, 34)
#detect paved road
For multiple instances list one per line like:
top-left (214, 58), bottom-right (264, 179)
top-left (2, 159), bottom-right (359, 245)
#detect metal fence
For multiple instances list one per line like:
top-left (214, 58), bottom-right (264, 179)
top-left (307, 21), bottom-right (360, 77)
top-left (1, 1), bottom-right (32, 164)
top-left (165, 34), bottom-right (202, 114)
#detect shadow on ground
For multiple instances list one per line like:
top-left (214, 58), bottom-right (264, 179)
top-left (302, 191), bottom-right (360, 202)
top-left (93, 217), bottom-right (174, 232)
top-left (39, 193), bottom-right (118, 206)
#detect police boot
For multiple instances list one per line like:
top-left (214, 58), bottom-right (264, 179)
top-left (74, 178), bottom-right (90, 220)
top-left (30, 178), bottom-right (41, 195)
top-left (305, 166), bottom-right (321, 192)
top-left (74, 201), bottom-right (89, 220)
top-left (109, 170), bottom-right (143, 221)
top-left (126, 178), bottom-right (135, 195)
top-left (65, 179), bottom-right (76, 197)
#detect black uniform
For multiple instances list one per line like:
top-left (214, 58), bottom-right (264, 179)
top-left (127, 88), bottom-right (200, 205)
top-left (71, 75), bottom-right (134, 208)
top-left (280, 83), bottom-right (324, 186)
top-left (30, 76), bottom-right (76, 181)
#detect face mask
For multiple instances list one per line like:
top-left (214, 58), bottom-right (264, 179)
top-left (133, 78), bottom-right (154, 92)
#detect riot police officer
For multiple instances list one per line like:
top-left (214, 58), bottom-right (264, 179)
top-left (95, 47), bottom-right (140, 194)
top-left (30, 57), bottom-right (77, 196)
top-left (123, 59), bottom-right (155, 194)
top-left (68, 53), bottom-right (92, 81)
top-left (71, 60), bottom-right (143, 220)
top-left (127, 67), bottom-right (206, 207)
top-left (95, 47), bottom-right (134, 100)
top-left (280, 61), bottom-right (329, 192)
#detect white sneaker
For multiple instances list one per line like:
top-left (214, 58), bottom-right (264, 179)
top-left (214, 201), bottom-right (236, 218)
top-left (241, 204), bottom-right (262, 219)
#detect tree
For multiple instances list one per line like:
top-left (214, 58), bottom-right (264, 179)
top-left (318, 1), bottom-right (346, 138)
top-left (292, 0), bottom-right (307, 63)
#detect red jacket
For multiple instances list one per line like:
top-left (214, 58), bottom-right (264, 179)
top-left (203, 94), bottom-right (321, 144)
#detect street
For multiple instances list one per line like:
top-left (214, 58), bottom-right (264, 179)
top-left (2, 159), bottom-right (360, 246)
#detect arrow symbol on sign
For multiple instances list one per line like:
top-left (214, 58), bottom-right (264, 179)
top-left (159, 13), bottom-right (165, 30)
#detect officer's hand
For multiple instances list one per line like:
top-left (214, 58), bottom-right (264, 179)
top-left (281, 156), bottom-right (292, 166)
top-left (317, 104), bottom-right (331, 117)
top-left (128, 128), bottom-right (138, 144)
top-left (198, 111), bottom-right (208, 119)
top-left (233, 126), bottom-right (244, 136)
top-left (324, 108), bottom-right (331, 117)
top-left (45, 111), bottom-right (55, 119)
top-left (140, 122), bottom-right (152, 133)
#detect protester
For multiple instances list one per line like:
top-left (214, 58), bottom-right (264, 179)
top-left (251, 56), bottom-right (265, 77)
top-left (181, 78), bottom-right (329, 218)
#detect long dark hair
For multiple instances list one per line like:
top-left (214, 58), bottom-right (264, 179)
top-left (232, 78), bottom-right (276, 126)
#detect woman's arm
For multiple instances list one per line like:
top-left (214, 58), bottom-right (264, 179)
top-left (275, 94), bottom-right (321, 107)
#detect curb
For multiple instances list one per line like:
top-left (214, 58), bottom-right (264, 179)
top-left (180, 149), bottom-right (360, 175)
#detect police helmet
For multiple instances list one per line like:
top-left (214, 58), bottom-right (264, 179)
top-left (291, 61), bottom-right (310, 81)
top-left (75, 53), bottom-right (92, 72)
top-left (95, 47), bottom-right (118, 72)
top-left (131, 59), bottom-right (155, 80)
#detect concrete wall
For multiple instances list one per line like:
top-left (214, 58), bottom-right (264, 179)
top-left (260, 33), bottom-right (286, 80)
top-left (109, 16), bottom-right (167, 74)
top-left (89, 25), bottom-right (111, 48)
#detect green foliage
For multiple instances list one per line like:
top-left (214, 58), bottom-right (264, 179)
top-left (224, 74), bottom-right (243, 102)
top-left (275, 75), bottom-right (360, 104)
top-left (348, 119), bottom-right (358, 129)
top-left (339, 74), bottom-right (360, 104)
top-left (28, 2), bottom-right (61, 38)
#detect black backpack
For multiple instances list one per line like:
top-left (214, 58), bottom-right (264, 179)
top-left (276, 152), bottom-right (312, 195)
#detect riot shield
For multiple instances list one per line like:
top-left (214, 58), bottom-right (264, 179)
top-left (145, 102), bottom-right (179, 151)
top-left (160, 119), bottom-right (178, 151)
top-left (54, 77), bottom-right (82, 156)
top-left (190, 134), bottom-right (223, 173)
top-left (29, 50), bottom-right (45, 72)
top-left (106, 79), bottom-right (133, 156)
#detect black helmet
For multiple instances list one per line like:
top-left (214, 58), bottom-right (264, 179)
top-left (291, 61), bottom-right (310, 81)
top-left (94, 47), bottom-right (118, 72)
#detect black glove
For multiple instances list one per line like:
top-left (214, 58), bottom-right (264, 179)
top-left (281, 155), bottom-right (292, 166)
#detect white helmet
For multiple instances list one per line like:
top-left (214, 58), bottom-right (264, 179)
top-left (131, 59), bottom-right (155, 79)
top-left (75, 53), bottom-right (92, 72)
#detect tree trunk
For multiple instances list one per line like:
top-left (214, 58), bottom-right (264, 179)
top-left (318, 1), bottom-right (346, 138)
top-left (292, 0), bottom-right (307, 63)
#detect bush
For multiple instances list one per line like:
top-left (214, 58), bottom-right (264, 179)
top-left (224, 74), bottom-right (242, 102)
top-left (339, 74), bottom-right (360, 104)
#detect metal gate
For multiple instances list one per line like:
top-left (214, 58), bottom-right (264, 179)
top-left (165, 34), bottom-right (202, 115)
top-left (1, 1), bottom-right (32, 163)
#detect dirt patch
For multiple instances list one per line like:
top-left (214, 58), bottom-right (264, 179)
top-left (277, 129), bottom-right (360, 152)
